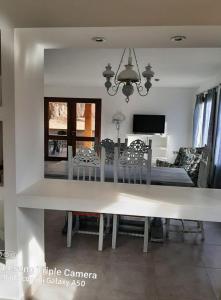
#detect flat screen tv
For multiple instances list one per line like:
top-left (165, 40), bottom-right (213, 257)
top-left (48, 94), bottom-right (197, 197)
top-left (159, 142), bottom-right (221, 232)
top-left (133, 114), bottom-right (165, 134)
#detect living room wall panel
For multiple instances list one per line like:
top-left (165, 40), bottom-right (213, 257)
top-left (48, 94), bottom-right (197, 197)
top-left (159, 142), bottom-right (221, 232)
top-left (45, 85), bottom-right (196, 162)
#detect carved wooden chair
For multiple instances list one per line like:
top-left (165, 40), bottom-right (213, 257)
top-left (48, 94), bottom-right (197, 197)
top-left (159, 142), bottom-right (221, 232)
top-left (112, 144), bottom-right (152, 252)
top-left (117, 138), bottom-right (128, 155)
top-left (67, 145), bottom-right (108, 251)
top-left (128, 139), bottom-right (152, 153)
top-left (100, 138), bottom-right (115, 164)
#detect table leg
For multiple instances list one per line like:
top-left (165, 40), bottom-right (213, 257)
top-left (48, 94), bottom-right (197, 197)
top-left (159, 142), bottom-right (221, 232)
top-left (98, 214), bottom-right (104, 251)
top-left (67, 211), bottom-right (73, 248)
top-left (143, 217), bottom-right (149, 253)
top-left (112, 214), bottom-right (118, 249)
top-left (166, 218), bottom-right (170, 239)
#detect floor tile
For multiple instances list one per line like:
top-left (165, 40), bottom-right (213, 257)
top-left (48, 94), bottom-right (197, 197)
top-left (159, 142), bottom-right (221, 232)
top-left (154, 264), bottom-right (216, 300)
top-left (206, 268), bottom-right (221, 300)
top-left (152, 242), bottom-right (204, 268)
top-left (30, 210), bottom-right (221, 300)
top-left (202, 245), bottom-right (221, 268)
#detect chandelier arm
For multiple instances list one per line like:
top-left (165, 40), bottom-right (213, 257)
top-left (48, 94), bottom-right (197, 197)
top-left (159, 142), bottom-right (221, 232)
top-left (107, 82), bottom-right (121, 96)
top-left (133, 48), bottom-right (142, 83)
top-left (114, 48), bottom-right (126, 85)
top-left (136, 83), bottom-right (149, 96)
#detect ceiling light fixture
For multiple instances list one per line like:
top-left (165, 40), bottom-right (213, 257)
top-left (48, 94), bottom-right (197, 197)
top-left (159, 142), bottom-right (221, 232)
top-left (103, 48), bottom-right (154, 103)
top-left (92, 36), bottom-right (106, 43)
top-left (171, 35), bottom-right (186, 42)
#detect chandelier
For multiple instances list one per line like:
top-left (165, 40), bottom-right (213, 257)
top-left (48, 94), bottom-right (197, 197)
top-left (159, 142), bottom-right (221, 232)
top-left (103, 48), bottom-right (154, 103)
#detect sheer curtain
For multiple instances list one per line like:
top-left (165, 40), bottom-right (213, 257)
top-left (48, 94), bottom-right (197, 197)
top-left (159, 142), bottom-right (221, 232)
top-left (193, 89), bottom-right (216, 149)
top-left (214, 91), bottom-right (221, 188)
top-left (203, 89), bottom-right (217, 186)
top-left (202, 95), bottom-right (212, 146)
top-left (193, 94), bottom-right (204, 147)
top-left (192, 88), bottom-right (217, 187)
top-left (202, 89), bottom-right (217, 149)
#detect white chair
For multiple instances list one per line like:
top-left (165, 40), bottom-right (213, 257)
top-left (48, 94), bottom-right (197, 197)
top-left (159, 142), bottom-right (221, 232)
top-left (67, 145), bottom-right (107, 251)
top-left (112, 144), bottom-right (152, 252)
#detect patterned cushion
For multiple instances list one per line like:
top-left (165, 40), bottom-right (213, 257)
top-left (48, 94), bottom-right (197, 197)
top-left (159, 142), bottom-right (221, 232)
top-left (174, 147), bottom-right (205, 185)
top-left (157, 147), bottom-right (205, 186)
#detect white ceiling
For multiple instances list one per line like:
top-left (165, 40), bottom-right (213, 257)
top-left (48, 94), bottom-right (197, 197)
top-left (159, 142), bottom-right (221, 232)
top-left (44, 48), bottom-right (221, 88)
top-left (1, 0), bottom-right (221, 28)
top-left (15, 26), bottom-right (221, 49)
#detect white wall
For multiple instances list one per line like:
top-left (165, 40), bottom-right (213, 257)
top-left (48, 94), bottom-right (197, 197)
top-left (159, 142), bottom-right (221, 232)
top-left (1, 27), bottom-right (17, 252)
top-left (0, 25), bottom-right (21, 299)
top-left (0, 195), bottom-right (3, 240)
top-left (196, 71), bottom-right (221, 94)
top-left (15, 31), bottom-right (45, 193)
top-left (45, 85), bottom-right (196, 161)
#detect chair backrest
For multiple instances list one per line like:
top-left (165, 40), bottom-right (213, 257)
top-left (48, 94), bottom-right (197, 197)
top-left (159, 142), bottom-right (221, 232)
top-left (100, 138), bottom-right (115, 164)
top-left (68, 146), bottom-right (105, 182)
top-left (113, 145), bottom-right (152, 185)
top-left (117, 138), bottom-right (128, 155)
top-left (129, 139), bottom-right (152, 152)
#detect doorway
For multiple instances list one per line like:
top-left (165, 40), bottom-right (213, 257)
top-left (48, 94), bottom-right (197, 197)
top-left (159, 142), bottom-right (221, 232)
top-left (44, 98), bottom-right (101, 161)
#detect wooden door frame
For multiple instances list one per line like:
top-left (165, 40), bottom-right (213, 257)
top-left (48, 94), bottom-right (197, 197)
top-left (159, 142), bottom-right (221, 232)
top-left (44, 97), bottom-right (102, 161)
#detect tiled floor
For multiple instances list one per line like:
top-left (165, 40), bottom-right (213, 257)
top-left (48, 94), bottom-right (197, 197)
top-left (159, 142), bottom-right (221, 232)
top-left (30, 210), bottom-right (221, 300)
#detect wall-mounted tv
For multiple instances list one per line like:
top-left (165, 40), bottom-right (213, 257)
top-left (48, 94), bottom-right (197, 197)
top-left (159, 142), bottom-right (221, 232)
top-left (133, 114), bottom-right (165, 134)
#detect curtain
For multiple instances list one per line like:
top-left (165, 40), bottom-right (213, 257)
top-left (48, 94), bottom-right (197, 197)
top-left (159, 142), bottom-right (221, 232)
top-left (202, 88), bottom-right (217, 186)
top-left (192, 88), bottom-right (217, 187)
top-left (213, 91), bottom-right (221, 188)
top-left (193, 94), bottom-right (204, 147)
top-left (202, 88), bottom-right (217, 148)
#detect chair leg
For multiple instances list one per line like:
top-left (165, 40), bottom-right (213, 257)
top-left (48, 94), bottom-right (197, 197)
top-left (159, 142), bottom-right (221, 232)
top-left (67, 212), bottom-right (73, 248)
top-left (181, 219), bottom-right (185, 240)
top-left (199, 221), bottom-right (205, 241)
top-left (143, 217), bottom-right (149, 253)
top-left (112, 214), bottom-right (118, 249)
top-left (165, 218), bottom-right (170, 239)
top-left (106, 214), bottom-right (111, 233)
top-left (98, 214), bottom-right (104, 251)
top-left (74, 215), bottom-right (80, 232)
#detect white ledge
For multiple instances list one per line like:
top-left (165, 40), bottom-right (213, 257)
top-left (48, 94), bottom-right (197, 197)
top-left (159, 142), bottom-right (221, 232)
top-left (17, 179), bottom-right (221, 223)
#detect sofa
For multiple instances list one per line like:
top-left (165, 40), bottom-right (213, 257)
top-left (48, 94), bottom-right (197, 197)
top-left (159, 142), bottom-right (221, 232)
top-left (156, 147), bottom-right (206, 186)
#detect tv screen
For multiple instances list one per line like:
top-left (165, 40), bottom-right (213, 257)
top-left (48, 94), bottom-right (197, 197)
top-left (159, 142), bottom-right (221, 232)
top-left (133, 114), bottom-right (165, 134)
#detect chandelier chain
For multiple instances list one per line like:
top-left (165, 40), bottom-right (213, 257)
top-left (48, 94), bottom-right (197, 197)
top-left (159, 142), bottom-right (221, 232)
top-left (114, 48), bottom-right (126, 85)
top-left (132, 48), bottom-right (142, 83)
